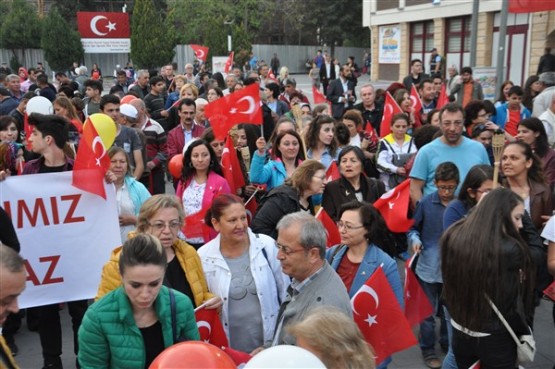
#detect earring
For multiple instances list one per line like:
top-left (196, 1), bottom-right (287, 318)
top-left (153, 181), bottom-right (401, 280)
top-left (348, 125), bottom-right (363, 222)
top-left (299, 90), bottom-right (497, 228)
top-left (188, 162), bottom-right (193, 168)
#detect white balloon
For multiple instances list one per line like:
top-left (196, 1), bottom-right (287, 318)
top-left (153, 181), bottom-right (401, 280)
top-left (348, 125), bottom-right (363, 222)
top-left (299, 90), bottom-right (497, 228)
top-left (26, 96), bottom-right (53, 115)
top-left (245, 345), bottom-right (326, 369)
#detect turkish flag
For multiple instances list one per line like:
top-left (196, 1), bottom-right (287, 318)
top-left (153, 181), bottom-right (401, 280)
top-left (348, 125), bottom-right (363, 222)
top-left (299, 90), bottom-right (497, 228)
top-left (245, 195), bottom-right (259, 225)
top-left (195, 308), bottom-right (229, 348)
top-left (77, 12), bottom-right (130, 38)
top-left (325, 161), bottom-right (340, 182)
top-left (509, 0), bottom-right (555, 13)
top-left (316, 208), bottom-right (341, 248)
top-left (205, 83), bottom-right (263, 140)
top-left (404, 254), bottom-right (434, 327)
top-left (373, 179), bottom-right (414, 233)
top-left (190, 44), bottom-right (209, 62)
top-left (352, 267), bottom-right (417, 364)
top-left (183, 206), bottom-right (211, 240)
top-left (224, 51), bottom-right (234, 73)
top-left (436, 83), bottom-right (449, 110)
top-left (379, 92), bottom-right (403, 138)
top-left (72, 117), bottom-right (110, 199)
top-left (410, 85), bottom-right (423, 113)
top-left (221, 134), bottom-right (246, 195)
top-left (312, 86), bottom-right (327, 104)
top-left (220, 347), bottom-right (252, 367)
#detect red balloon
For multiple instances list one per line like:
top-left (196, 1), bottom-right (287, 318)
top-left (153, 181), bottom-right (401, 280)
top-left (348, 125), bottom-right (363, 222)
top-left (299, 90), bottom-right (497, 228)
top-left (149, 341), bottom-right (237, 369)
top-left (169, 154), bottom-right (183, 179)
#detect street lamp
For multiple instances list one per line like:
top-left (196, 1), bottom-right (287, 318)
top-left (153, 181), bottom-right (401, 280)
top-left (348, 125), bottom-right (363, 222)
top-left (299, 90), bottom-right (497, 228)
top-left (224, 19), bottom-right (234, 53)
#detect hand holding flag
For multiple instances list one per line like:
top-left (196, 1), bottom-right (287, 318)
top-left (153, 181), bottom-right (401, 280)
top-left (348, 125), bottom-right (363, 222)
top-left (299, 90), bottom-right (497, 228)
top-left (205, 83), bottom-right (263, 140)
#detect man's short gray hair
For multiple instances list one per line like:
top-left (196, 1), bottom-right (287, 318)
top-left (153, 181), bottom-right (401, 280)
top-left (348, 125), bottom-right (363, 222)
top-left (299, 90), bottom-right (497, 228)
top-left (276, 212), bottom-right (326, 258)
top-left (6, 74), bottom-right (19, 82)
top-left (0, 245), bottom-right (24, 273)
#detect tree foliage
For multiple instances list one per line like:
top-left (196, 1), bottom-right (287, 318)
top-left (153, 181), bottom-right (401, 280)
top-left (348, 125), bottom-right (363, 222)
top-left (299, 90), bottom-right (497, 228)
top-left (0, 0), bottom-right (42, 50)
top-left (41, 8), bottom-right (84, 72)
top-left (131, 0), bottom-right (176, 70)
top-left (169, 0), bottom-right (274, 58)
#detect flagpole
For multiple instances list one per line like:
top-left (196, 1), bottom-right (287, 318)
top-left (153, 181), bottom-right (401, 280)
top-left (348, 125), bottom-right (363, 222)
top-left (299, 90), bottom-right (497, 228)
top-left (244, 187), bottom-right (259, 206)
top-left (315, 206), bottom-right (323, 218)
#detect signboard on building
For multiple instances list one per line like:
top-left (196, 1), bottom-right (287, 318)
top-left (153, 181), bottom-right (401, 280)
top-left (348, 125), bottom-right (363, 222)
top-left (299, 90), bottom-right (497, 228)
top-left (473, 67), bottom-right (498, 102)
top-left (378, 25), bottom-right (401, 64)
top-left (77, 12), bottom-right (131, 53)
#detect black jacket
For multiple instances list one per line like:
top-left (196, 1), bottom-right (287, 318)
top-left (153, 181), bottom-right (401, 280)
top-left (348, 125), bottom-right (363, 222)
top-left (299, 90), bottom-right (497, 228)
top-left (327, 78), bottom-right (356, 119)
top-left (322, 175), bottom-right (385, 222)
top-left (251, 184), bottom-right (314, 239)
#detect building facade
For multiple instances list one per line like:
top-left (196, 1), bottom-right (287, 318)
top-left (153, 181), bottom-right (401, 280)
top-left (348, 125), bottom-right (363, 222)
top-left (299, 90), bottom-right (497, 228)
top-left (363, 0), bottom-right (555, 86)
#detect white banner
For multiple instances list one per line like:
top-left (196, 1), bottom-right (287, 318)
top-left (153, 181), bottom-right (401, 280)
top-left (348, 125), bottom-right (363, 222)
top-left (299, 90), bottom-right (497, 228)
top-left (378, 25), bottom-right (401, 64)
top-left (81, 38), bottom-right (130, 53)
top-left (212, 56), bottom-right (229, 74)
top-left (0, 172), bottom-right (121, 308)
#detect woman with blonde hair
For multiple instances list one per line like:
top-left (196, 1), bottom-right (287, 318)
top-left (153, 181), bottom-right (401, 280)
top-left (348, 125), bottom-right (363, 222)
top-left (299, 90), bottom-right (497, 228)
top-left (287, 307), bottom-right (375, 369)
top-left (96, 194), bottom-right (222, 312)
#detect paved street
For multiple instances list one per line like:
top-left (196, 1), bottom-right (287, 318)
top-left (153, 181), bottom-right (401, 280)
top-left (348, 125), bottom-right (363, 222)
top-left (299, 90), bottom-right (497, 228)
top-left (8, 74), bottom-right (555, 368)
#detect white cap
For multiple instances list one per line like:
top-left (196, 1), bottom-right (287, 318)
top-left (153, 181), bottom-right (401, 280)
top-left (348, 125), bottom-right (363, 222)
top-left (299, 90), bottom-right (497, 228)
top-left (120, 104), bottom-right (138, 119)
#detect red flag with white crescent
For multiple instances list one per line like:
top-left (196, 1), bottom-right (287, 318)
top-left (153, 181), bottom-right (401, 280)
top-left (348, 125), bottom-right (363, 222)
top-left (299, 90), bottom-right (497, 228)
top-left (72, 117), bottom-right (110, 199)
top-left (224, 51), bottom-right (234, 73)
top-left (190, 44), bottom-right (209, 62)
top-left (195, 307), bottom-right (229, 347)
top-left (379, 92), bottom-right (403, 138)
top-left (410, 85), bottom-right (423, 113)
top-left (77, 12), bottom-right (130, 38)
top-left (352, 267), bottom-right (417, 364)
top-left (373, 179), bottom-right (413, 232)
top-left (205, 83), bottom-right (263, 140)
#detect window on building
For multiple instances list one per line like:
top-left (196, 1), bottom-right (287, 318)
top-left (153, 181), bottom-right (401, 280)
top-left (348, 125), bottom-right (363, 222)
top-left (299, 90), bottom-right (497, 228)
top-left (410, 20), bottom-right (434, 66)
top-left (446, 16), bottom-right (471, 53)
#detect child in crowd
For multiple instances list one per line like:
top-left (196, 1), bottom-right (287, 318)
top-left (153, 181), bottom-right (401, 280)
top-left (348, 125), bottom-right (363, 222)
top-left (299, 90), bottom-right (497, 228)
top-left (408, 162), bottom-right (460, 369)
top-left (493, 85), bottom-right (531, 138)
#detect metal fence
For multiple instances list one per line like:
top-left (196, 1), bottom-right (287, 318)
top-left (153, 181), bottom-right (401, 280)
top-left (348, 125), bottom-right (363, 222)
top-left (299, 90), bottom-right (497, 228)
top-left (0, 45), bottom-right (368, 77)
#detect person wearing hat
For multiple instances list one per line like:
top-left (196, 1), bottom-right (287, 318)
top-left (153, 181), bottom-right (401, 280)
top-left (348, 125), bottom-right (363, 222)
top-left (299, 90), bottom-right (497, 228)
top-left (0, 87), bottom-right (18, 116)
top-left (533, 72), bottom-right (555, 118)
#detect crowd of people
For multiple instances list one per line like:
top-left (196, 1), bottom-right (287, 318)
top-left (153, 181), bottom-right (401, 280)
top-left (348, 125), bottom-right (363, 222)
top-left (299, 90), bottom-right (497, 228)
top-left (0, 48), bottom-right (554, 369)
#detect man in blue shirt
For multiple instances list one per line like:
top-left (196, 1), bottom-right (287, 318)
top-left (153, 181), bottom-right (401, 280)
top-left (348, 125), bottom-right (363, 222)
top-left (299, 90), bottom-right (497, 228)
top-left (409, 103), bottom-right (490, 208)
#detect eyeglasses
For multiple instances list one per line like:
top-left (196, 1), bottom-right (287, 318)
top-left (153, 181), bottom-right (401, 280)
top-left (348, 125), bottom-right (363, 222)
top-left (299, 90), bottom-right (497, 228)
top-left (437, 185), bottom-right (457, 192)
top-left (475, 188), bottom-right (491, 194)
top-left (337, 221), bottom-right (364, 231)
top-left (148, 220), bottom-right (181, 233)
top-left (313, 175), bottom-right (326, 181)
top-left (275, 242), bottom-right (306, 256)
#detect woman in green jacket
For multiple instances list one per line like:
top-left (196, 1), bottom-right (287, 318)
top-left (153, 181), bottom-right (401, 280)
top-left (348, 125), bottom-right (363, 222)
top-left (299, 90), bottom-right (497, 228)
top-left (78, 234), bottom-right (199, 369)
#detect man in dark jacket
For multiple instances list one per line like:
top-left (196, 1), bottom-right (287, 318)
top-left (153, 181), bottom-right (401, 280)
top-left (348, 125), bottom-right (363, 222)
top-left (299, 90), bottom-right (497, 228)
top-left (327, 65), bottom-right (356, 120)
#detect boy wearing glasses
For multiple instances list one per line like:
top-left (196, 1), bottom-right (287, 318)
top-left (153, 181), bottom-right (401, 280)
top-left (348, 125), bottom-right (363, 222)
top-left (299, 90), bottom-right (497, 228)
top-left (408, 162), bottom-right (459, 369)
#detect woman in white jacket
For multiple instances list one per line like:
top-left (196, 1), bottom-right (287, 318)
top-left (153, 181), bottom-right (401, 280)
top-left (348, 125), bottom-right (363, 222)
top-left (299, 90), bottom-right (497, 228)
top-left (197, 194), bottom-right (288, 353)
top-left (377, 113), bottom-right (417, 190)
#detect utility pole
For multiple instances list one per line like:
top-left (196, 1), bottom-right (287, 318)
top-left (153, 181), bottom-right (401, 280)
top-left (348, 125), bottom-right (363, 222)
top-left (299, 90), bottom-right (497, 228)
top-left (495, 1), bottom-right (509, 100)
top-left (469, 0), bottom-right (479, 68)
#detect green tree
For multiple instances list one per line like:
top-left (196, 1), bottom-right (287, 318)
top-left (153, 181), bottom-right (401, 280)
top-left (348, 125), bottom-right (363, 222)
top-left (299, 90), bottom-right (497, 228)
top-left (41, 8), bottom-right (84, 72)
top-left (169, 0), bottom-right (274, 60)
top-left (130, 0), bottom-right (175, 70)
top-left (0, 0), bottom-right (42, 68)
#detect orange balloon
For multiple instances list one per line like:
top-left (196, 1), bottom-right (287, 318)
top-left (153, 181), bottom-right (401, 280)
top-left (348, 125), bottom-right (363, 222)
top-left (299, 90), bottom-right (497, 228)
top-left (169, 154), bottom-right (184, 179)
top-left (149, 341), bottom-right (237, 369)
top-left (121, 95), bottom-right (138, 104)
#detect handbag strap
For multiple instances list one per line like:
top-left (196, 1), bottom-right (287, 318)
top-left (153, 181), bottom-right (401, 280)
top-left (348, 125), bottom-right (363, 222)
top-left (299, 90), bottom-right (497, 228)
top-left (485, 295), bottom-right (521, 345)
top-left (169, 288), bottom-right (177, 344)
